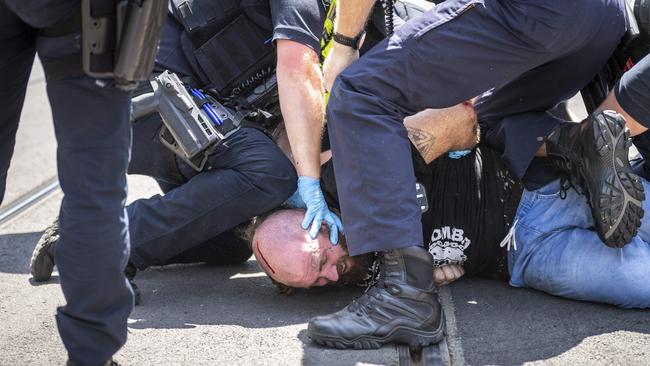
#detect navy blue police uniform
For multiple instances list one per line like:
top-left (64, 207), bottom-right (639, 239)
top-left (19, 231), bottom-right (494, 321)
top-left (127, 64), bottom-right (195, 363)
top-left (327, 0), bottom-right (629, 255)
top-left (124, 0), bottom-right (326, 271)
top-left (0, 1), bottom-right (134, 364)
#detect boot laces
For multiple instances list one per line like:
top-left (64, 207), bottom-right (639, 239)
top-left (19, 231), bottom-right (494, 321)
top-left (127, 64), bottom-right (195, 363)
top-left (347, 255), bottom-right (398, 316)
top-left (550, 126), bottom-right (586, 199)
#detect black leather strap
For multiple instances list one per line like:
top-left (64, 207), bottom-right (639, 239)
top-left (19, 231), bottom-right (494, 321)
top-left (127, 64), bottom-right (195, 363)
top-left (333, 31), bottom-right (365, 50)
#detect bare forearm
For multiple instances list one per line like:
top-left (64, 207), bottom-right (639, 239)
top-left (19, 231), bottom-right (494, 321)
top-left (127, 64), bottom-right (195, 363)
top-left (404, 103), bottom-right (478, 164)
top-left (335, 0), bottom-right (376, 37)
top-left (277, 41), bottom-right (324, 178)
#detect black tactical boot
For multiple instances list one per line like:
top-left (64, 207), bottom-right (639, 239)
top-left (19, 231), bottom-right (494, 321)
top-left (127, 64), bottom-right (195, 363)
top-left (308, 246), bottom-right (444, 349)
top-left (546, 110), bottom-right (645, 248)
top-left (31, 218), bottom-right (142, 305)
top-left (30, 219), bottom-right (59, 282)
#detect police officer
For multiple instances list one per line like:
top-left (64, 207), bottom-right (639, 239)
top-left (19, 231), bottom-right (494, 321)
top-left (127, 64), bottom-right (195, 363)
top-left (31, 0), bottom-right (344, 305)
top-left (307, 0), bottom-right (644, 350)
top-left (163, 0), bottom-right (343, 244)
top-left (0, 1), bottom-right (166, 365)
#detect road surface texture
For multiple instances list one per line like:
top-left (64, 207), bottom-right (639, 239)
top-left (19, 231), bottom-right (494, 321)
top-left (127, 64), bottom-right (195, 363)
top-left (0, 60), bottom-right (648, 366)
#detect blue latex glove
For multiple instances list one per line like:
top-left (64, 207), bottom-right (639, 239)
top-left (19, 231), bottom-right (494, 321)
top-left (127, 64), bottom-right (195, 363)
top-left (285, 190), bottom-right (307, 208)
top-left (448, 149), bottom-right (471, 159)
top-left (297, 176), bottom-right (344, 244)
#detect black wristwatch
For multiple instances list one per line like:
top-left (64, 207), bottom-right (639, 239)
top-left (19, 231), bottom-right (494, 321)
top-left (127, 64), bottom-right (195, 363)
top-left (333, 31), bottom-right (365, 50)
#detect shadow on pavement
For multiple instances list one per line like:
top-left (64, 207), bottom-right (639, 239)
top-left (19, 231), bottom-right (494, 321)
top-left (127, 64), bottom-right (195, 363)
top-left (0, 232), bottom-right (42, 274)
top-left (298, 329), bottom-right (398, 366)
top-left (450, 277), bottom-right (650, 365)
top-left (128, 260), bottom-right (366, 330)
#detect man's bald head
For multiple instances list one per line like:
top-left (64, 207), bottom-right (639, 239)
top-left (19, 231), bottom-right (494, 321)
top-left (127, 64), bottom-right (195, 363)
top-left (251, 209), bottom-right (368, 288)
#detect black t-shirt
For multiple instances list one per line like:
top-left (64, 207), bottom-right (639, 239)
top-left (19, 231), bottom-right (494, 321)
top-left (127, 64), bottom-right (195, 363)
top-left (320, 144), bottom-right (522, 279)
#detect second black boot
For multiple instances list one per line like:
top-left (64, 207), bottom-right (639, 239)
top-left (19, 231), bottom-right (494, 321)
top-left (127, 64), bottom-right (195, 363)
top-left (546, 110), bottom-right (645, 248)
top-left (31, 217), bottom-right (142, 305)
top-left (307, 246), bottom-right (444, 349)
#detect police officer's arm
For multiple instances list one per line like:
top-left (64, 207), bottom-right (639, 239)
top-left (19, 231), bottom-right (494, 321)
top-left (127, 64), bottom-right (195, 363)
top-left (323, 0), bottom-right (376, 91)
top-left (277, 39), bottom-right (342, 243)
top-left (276, 39), bottom-right (324, 179)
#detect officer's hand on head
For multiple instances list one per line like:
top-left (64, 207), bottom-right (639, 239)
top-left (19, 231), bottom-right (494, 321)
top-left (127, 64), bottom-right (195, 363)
top-left (285, 189), bottom-right (307, 209)
top-left (323, 43), bottom-right (360, 92)
top-left (297, 176), bottom-right (344, 244)
top-left (433, 264), bottom-right (465, 287)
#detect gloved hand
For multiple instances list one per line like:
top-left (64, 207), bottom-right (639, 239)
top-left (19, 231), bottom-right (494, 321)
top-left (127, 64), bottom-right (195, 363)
top-left (448, 149), bottom-right (472, 159)
top-left (285, 190), bottom-right (307, 209)
top-left (297, 176), bottom-right (344, 244)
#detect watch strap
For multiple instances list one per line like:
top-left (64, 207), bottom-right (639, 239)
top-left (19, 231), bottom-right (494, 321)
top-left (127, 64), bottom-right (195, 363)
top-left (333, 31), bottom-right (365, 50)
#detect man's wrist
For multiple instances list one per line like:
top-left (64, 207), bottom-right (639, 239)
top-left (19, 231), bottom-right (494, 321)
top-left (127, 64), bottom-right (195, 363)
top-left (330, 41), bottom-right (359, 56)
top-left (333, 31), bottom-right (365, 50)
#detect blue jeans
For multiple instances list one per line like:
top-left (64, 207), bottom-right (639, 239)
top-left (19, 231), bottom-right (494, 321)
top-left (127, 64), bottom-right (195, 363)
top-left (509, 179), bottom-right (650, 309)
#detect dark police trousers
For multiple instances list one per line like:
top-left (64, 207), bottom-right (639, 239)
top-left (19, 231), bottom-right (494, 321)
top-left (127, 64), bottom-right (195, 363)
top-left (127, 116), bottom-right (296, 270)
top-left (327, 0), bottom-right (627, 255)
top-left (0, 1), bottom-right (133, 365)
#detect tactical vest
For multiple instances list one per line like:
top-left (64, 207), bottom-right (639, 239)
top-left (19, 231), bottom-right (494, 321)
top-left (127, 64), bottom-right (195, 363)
top-left (172, 0), bottom-right (276, 99)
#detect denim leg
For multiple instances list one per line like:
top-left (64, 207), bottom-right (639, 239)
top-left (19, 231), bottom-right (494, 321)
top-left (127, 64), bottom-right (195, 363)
top-left (0, 4), bottom-right (36, 204)
top-left (128, 128), bottom-right (296, 270)
top-left (328, 0), bottom-right (626, 255)
top-left (510, 179), bottom-right (650, 308)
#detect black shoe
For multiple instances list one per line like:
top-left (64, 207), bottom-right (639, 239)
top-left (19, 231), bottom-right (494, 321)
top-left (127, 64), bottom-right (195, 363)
top-left (546, 110), bottom-right (645, 248)
top-left (125, 262), bottom-right (142, 306)
top-left (30, 219), bottom-right (59, 282)
top-left (308, 246), bottom-right (444, 349)
top-left (31, 217), bottom-right (142, 305)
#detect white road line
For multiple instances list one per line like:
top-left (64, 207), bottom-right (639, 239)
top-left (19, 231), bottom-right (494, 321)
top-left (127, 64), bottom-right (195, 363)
top-left (439, 285), bottom-right (466, 366)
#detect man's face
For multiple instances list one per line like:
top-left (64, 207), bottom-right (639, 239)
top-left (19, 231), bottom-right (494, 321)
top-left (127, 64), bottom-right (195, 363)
top-left (295, 227), bottom-right (354, 287)
top-left (252, 209), bottom-right (364, 288)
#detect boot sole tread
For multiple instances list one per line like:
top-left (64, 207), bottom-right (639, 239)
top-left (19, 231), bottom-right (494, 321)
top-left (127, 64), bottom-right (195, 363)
top-left (310, 313), bottom-right (446, 350)
top-left (29, 223), bottom-right (59, 282)
top-left (588, 112), bottom-right (644, 248)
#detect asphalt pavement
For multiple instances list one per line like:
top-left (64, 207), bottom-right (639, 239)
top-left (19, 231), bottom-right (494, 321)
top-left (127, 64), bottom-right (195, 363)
top-left (0, 60), bottom-right (648, 366)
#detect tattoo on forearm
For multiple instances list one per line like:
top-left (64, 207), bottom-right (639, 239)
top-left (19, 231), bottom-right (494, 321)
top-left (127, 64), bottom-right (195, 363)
top-left (406, 127), bottom-right (436, 158)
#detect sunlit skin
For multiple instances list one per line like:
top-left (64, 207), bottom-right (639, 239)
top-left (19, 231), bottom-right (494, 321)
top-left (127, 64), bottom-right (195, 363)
top-left (253, 210), bottom-right (464, 288)
top-left (252, 209), bottom-right (354, 288)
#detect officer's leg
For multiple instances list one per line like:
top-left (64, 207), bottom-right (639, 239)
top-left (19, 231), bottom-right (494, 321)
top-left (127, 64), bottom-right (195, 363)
top-left (611, 53), bottom-right (650, 132)
top-left (38, 34), bottom-right (134, 364)
top-left (476, 11), bottom-right (626, 190)
top-left (313, 0), bottom-right (626, 349)
top-left (0, 3), bottom-right (37, 203)
top-left (128, 112), bottom-right (186, 187)
top-left (328, 0), bottom-right (620, 255)
top-left (127, 127), bottom-right (296, 270)
top-left (163, 228), bottom-right (253, 266)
